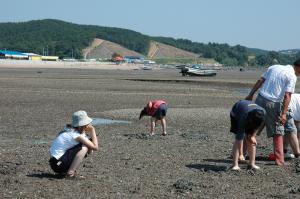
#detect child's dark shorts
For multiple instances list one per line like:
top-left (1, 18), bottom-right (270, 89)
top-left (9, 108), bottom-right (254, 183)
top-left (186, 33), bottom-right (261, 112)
top-left (49, 144), bottom-right (82, 174)
top-left (153, 103), bottom-right (168, 120)
top-left (230, 115), bottom-right (245, 140)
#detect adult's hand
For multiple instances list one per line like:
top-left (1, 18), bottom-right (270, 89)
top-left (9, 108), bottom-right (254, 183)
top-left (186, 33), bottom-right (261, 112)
top-left (280, 113), bottom-right (287, 125)
top-left (245, 95), bottom-right (253, 101)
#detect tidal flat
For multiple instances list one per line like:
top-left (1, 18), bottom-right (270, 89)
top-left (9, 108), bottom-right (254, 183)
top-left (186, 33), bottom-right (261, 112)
top-left (1, 67), bottom-right (300, 198)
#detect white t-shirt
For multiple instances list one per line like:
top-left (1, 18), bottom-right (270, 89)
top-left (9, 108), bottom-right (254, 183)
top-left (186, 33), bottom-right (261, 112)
top-left (290, 94), bottom-right (300, 121)
top-left (49, 128), bottom-right (86, 159)
top-left (259, 65), bottom-right (296, 102)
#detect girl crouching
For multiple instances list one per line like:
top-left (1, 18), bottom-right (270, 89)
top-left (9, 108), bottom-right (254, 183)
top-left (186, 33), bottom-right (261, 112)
top-left (49, 110), bottom-right (98, 177)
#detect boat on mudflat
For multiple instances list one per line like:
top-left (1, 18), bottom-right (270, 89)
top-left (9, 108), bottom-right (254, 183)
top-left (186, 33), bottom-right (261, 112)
top-left (180, 64), bottom-right (217, 77)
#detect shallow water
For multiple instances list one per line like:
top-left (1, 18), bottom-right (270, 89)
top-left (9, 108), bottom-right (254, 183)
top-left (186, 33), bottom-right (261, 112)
top-left (91, 118), bottom-right (131, 126)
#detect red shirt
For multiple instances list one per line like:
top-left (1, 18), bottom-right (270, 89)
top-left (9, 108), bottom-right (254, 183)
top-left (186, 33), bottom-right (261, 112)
top-left (146, 100), bottom-right (166, 116)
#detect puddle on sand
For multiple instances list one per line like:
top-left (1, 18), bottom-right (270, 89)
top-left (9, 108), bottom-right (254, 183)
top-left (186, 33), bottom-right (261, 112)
top-left (91, 118), bottom-right (131, 126)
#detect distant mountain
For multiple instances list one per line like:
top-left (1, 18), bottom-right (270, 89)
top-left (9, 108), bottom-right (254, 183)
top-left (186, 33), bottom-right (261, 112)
top-left (279, 49), bottom-right (300, 55)
top-left (246, 48), bottom-right (269, 56)
top-left (0, 19), bottom-right (299, 66)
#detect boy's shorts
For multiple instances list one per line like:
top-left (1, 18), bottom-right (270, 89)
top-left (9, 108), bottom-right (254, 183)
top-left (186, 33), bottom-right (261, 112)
top-left (49, 144), bottom-right (82, 174)
top-left (230, 114), bottom-right (245, 140)
top-left (153, 103), bottom-right (168, 120)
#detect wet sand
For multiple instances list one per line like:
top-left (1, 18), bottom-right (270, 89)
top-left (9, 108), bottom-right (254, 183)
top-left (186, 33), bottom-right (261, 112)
top-left (1, 67), bottom-right (300, 198)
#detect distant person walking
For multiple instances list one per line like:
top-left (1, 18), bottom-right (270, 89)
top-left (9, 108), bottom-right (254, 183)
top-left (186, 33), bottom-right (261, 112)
top-left (139, 100), bottom-right (168, 136)
top-left (246, 59), bottom-right (300, 165)
top-left (230, 100), bottom-right (266, 170)
top-left (49, 111), bottom-right (99, 178)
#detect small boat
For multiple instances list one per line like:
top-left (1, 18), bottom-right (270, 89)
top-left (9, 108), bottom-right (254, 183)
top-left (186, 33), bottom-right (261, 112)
top-left (141, 65), bottom-right (153, 70)
top-left (180, 65), bottom-right (217, 77)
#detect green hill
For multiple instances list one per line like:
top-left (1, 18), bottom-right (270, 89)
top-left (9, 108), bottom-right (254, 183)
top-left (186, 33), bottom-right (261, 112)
top-left (0, 19), bottom-right (150, 59)
top-left (0, 19), bottom-right (299, 66)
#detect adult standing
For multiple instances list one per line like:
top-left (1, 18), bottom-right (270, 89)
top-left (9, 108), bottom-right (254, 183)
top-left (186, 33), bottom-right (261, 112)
top-left (245, 59), bottom-right (300, 165)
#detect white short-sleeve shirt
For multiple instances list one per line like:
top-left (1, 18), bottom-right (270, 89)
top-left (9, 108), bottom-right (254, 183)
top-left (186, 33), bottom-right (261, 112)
top-left (290, 94), bottom-right (300, 121)
top-left (49, 128), bottom-right (85, 159)
top-left (259, 65), bottom-right (296, 102)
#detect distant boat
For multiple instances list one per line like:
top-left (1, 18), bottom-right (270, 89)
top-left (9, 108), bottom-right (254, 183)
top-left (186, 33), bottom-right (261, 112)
top-left (180, 64), bottom-right (217, 77)
top-left (141, 65), bottom-right (153, 70)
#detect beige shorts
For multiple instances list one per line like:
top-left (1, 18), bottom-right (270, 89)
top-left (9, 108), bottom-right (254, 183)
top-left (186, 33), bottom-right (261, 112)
top-left (255, 94), bottom-right (297, 137)
top-left (294, 121), bottom-right (300, 133)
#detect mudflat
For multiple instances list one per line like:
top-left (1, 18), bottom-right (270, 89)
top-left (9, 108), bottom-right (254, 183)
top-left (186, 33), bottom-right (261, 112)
top-left (1, 67), bottom-right (300, 198)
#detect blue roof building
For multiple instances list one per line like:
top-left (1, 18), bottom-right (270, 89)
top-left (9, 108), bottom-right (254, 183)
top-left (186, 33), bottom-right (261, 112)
top-left (0, 50), bottom-right (28, 59)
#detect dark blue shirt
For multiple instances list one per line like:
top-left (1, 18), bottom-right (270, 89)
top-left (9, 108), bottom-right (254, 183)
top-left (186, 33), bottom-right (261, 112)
top-left (230, 100), bottom-right (265, 135)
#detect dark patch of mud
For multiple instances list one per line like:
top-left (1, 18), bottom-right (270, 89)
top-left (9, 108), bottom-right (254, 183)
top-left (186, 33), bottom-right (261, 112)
top-left (0, 161), bottom-right (22, 175)
top-left (186, 163), bottom-right (228, 173)
top-left (173, 179), bottom-right (193, 193)
top-left (124, 78), bottom-right (253, 88)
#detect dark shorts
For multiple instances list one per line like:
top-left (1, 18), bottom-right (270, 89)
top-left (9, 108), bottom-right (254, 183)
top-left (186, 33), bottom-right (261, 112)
top-left (230, 115), bottom-right (245, 140)
top-left (153, 103), bottom-right (168, 120)
top-left (49, 144), bottom-right (82, 174)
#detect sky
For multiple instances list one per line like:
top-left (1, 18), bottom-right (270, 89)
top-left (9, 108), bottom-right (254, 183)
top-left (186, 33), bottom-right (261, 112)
top-left (0, 0), bottom-right (299, 51)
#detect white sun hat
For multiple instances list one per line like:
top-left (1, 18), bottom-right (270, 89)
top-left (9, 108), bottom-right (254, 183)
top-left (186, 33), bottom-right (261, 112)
top-left (72, 110), bottom-right (93, 127)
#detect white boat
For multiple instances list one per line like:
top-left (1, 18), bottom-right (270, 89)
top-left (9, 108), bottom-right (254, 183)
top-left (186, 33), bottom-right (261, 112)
top-left (180, 65), bottom-right (217, 77)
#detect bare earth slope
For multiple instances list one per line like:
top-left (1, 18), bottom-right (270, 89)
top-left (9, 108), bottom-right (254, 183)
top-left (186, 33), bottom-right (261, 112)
top-left (82, 39), bottom-right (202, 60)
top-left (82, 38), bottom-right (144, 59)
top-left (148, 41), bottom-right (200, 59)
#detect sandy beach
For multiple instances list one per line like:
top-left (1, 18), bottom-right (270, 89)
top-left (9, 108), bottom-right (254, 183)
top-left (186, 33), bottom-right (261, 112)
top-left (1, 64), bottom-right (300, 198)
top-left (0, 60), bottom-right (142, 70)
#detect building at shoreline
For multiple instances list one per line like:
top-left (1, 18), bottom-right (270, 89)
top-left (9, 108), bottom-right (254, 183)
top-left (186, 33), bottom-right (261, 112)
top-left (0, 50), bottom-right (28, 60)
top-left (0, 50), bottom-right (59, 61)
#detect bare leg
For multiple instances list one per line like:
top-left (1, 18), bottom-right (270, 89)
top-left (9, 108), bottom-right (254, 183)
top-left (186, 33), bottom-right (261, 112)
top-left (67, 146), bottom-right (88, 176)
top-left (294, 121), bottom-right (300, 140)
top-left (247, 138), bottom-right (259, 169)
top-left (239, 140), bottom-right (245, 161)
top-left (150, 117), bottom-right (156, 135)
top-left (287, 133), bottom-right (300, 157)
top-left (232, 140), bottom-right (242, 170)
top-left (161, 117), bottom-right (167, 135)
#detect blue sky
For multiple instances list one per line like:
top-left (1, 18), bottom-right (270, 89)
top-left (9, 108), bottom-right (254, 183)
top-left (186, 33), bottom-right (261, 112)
top-left (0, 0), bottom-right (299, 51)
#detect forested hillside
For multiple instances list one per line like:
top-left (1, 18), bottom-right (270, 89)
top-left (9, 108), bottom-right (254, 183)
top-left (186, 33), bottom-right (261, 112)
top-left (0, 19), bottom-right (299, 66)
top-left (153, 37), bottom-right (300, 66)
top-left (0, 19), bottom-right (150, 59)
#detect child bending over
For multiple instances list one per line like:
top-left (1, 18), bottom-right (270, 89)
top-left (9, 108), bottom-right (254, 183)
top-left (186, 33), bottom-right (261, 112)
top-left (230, 100), bottom-right (265, 170)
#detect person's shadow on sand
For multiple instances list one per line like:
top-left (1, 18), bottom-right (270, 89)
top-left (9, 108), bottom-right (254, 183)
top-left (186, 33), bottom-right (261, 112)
top-left (186, 163), bottom-right (228, 172)
top-left (27, 172), bottom-right (65, 179)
